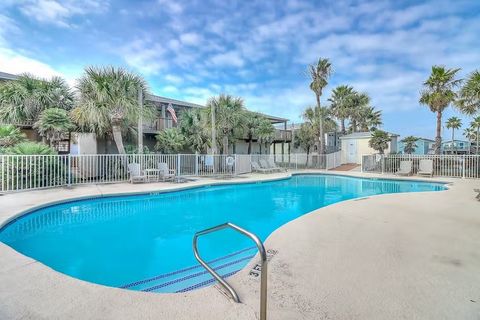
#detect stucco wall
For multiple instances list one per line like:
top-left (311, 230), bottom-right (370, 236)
top-left (341, 136), bottom-right (397, 164)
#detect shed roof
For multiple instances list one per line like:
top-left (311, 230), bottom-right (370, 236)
top-left (339, 131), bottom-right (399, 139)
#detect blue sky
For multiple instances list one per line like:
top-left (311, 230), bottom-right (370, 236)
top-left (0, 0), bottom-right (479, 139)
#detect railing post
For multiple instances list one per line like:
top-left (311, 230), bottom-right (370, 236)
top-left (381, 154), bottom-right (385, 174)
top-left (295, 154), bottom-right (298, 170)
top-left (361, 155), bottom-right (363, 173)
top-left (462, 155), bottom-right (466, 179)
top-left (177, 154), bottom-right (181, 176)
top-left (195, 154), bottom-right (199, 176)
top-left (234, 154), bottom-right (238, 175)
top-left (67, 154), bottom-right (72, 187)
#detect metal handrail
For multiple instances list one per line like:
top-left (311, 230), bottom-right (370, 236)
top-left (192, 222), bottom-right (268, 320)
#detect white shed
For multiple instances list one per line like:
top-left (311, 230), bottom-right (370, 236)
top-left (339, 132), bottom-right (399, 164)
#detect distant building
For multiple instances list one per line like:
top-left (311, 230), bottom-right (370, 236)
top-left (441, 139), bottom-right (471, 155)
top-left (397, 137), bottom-right (435, 155)
top-left (339, 131), bottom-right (399, 164)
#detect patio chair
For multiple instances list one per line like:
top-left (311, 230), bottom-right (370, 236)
top-left (418, 159), bottom-right (434, 177)
top-left (251, 161), bottom-right (270, 173)
top-left (267, 158), bottom-right (285, 172)
top-left (259, 159), bottom-right (275, 173)
top-left (158, 162), bottom-right (176, 181)
top-left (396, 161), bottom-right (412, 176)
top-left (127, 163), bottom-right (147, 183)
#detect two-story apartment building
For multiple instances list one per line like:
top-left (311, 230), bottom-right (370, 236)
top-left (1, 71), bottom-right (292, 155)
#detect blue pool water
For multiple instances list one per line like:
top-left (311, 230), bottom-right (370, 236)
top-left (0, 174), bottom-right (445, 292)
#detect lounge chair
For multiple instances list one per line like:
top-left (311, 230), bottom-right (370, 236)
top-left (127, 163), bottom-right (147, 183)
top-left (396, 161), bottom-right (412, 176)
top-left (267, 158), bottom-right (285, 172)
top-left (158, 162), bottom-right (176, 181)
top-left (259, 159), bottom-right (276, 173)
top-left (418, 159), bottom-right (434, 177)
top-left (251, 161), bottom-right (270, 173)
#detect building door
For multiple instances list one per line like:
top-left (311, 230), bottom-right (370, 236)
top-left (347, 140), bottom-right (357, 163)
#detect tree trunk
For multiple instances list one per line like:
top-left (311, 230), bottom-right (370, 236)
top-left (351, 119), bottom-right (357, 132)
top-left (477, 127), bottom-right (479, 155)
top-left (451, 128), bottom-right (455, 154)
top-left (112, 124), bottom-right (126, 154)
top-left (306, 148), bottom-right (310, 166)
top-left (341, 119), bottom-right (346, 134)
top-left (316, 94), bottom-right (325, 155)
top-left (222, 135), bottom-right (228, 155)
top-left (247, 134), bottom-right (252, 154)
top-left (434, 111), bottom-right (442, 155)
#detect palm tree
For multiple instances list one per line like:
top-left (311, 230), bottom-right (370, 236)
top-left (205, 94), bottom-right (245, 154)
top-left (456, 70), bottom-right (480, 115)
top-left (419, 66), bottom-right (462, 154)
top-left (5, 141), bottom-right (56, 155)
top-left (0, 124), bottom-right (26, 149)
top-left (72, 66), bottom-right (156, 154)
top-left (347, 92), bottom-right (371, 132)
top-left (34, 108), bottom-right (75, 146)
top-left (243, 112), bottom-right (263, 154)
top-left (256, 117), bottom-right (275, 154)
top-left (178, 108), bottom-right (210, 153)
top-left (294, 123), bottom-right (316, 165)
top-left (155, 128), bottom-right (186, 153)
top-left (302, 106), bottom-right (337, 148)
top-left (470, 116), bottom-right (480, 154)
top-left (308, 58), bottom-right (332, 154)
top-left (401, 136), bottom-right (419, 154)
top-left (0, 74), bottom-right (74, 124)
top-left (357, 106), bottom-right (382, 132)
top-left (369, 130), bottom-right (391, 154)
top-left (445, 116), bottom-right (462, 154)
top-left (329, 85), bottom-right (354, 134)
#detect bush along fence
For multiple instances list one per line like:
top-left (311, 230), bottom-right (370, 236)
top-left (362, 154), bottom-right (480, 179)
top-left (0, 152), bottom-right (343, 193)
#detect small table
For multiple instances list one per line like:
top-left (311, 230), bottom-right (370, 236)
top-left (144, 169), bottom-right (162, 182)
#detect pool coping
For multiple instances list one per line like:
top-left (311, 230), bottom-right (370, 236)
top-left (1, 169), bottom-right (477, 320)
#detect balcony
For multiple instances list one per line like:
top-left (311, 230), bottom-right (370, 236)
top-left (143, 117), bottom-right (175, 133)
top-left (274, 129), bottom-right (292, 142)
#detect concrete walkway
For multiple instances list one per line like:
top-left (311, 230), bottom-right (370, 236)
top-left (1, 171), bottom-right (479, 319)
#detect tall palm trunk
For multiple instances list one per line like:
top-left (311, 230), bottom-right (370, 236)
top-left (316, 94), bottom-right (324, 155)
top-left (222, 136), bottom-right (229, 155)
top-left (340, 119), bottom-right (346, 134)
top-left (451, 128), bottom-right (455, 154)
top-left (112, 124), bottom-right (126, 154)
top-left (435, 111), bottom-right (442, 155)
top-left (477, 127), bottom-right (479, 155)
top-left (247, 134), bottom-right (252, 154)
top-left (351, 119), bottom-right (357, 132)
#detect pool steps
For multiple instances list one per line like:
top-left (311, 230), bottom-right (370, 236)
top-left (120, 246), bottom-right (257, 293)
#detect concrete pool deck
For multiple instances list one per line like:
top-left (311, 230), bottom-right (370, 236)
top-left (0, 171), bottom-right (479, 319)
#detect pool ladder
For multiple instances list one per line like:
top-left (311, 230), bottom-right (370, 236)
top-left (193, 222), bottom-right (268, 320)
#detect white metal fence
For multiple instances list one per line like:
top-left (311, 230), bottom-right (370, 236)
top-left (0, 154), bottom-right (255, 193)
top-left (362, 154), bottom-right (480, 179)
top-left (0, 152), bottom-right (347, 193)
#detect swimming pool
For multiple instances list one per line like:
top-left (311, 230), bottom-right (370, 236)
top-left (0, 174), bottom-right (445, 293)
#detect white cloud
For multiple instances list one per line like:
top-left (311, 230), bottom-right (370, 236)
top-left (120, 38), bottom-right (166, 75)
top-left (209, 51), bottom-right (244, 68)
top-left (165, 74), bottom-right (183, 84)
top-left (179, 32), bottom-right (201, 46)
top-left (157, 0), bottom-right (183, 14)
top-left (18, 0), bottom-right (108, 28)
